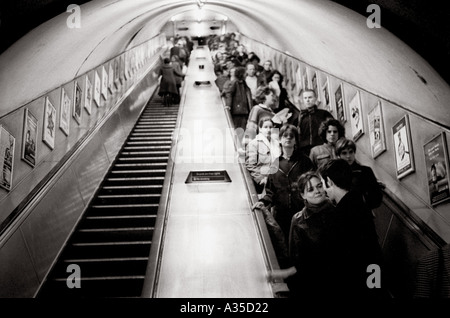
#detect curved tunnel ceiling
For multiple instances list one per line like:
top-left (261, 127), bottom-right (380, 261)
top-left (0, 0), bottom-right (449, 129)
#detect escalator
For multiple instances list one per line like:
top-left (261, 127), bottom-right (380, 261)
top-left (37, 95), bottom-right (179, 298)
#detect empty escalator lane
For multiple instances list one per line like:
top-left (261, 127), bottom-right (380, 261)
top-left (37, 95), bottom-right (179, 298)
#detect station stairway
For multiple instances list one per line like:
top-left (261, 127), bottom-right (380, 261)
top-left (37, 95), bottom-right (179, 298)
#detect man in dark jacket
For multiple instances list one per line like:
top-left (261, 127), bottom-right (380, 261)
top-left (318, 159), bottom-right (387, 299)
top-left (224, 66), bottom-right (253, 131)
top-left (297, 89), bottom-right (333, 156)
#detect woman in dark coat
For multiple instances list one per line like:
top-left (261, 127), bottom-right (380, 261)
top-left (158, 57), bottom-right (179, 105)
top-left (268, 171), bottom-right (335, 298)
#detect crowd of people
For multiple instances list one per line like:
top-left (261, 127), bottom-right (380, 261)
top-left (208, 33), bottom-right (386, 299)
top-left (157, 36), bottom-right (193, 106)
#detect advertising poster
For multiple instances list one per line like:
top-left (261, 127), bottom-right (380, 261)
top-left (60, 87), bottom-right (71, 136)
top-left (321, 77), bottom-right (332, 114)
top-left (349, 90), bottom-right (364, 141)
top-left (43, 96), bottom-right (56, 150)
top-left (334, 83), bottom-right (346, 123)
top-left (0, 126), bottom-right (15, 191)
top-left (22, 108), bottom-right (38, 167)
top-left (423, 132), bottom-right (450, 206)
top-left (84, 75), bottom-right (93, 115)
top-left (392, 115), bottom-right (415, 179)
top-left (101, 65), bottom-right (108, 100)
top-left (367, 101), bottom-right (386, 158)
top-left (94, 70), bottom-right (101, 107)
top-left (73, 81), bottom-right (82, 124)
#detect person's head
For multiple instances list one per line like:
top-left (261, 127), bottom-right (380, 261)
top-left (318, 159), bottom-right (353, 202)
top-left (258, 117), bottom-right (274, 139)
top-left (269, 70), bottom-right (283, 84)
top-left (263, 60), bottom-right (272, 71)
top-left (255, 85), bottom-right (277, 108)
top-left (163, 57), bottom-right (170, 64)
top-left (246, 63), bottom-right (256, 77)
top-left (431, 163), bottom-right (437, 182)
top-left (237, 44), bottom-right (246, 54)
top-left (226, 59), bottom-right (236, 70)
top-left (319, 119), bottom-right (345, 144)
top-left (297, 171), bottom-right (327, 205)
top-left (279, 124), bottom-right (299, 150)
top-left (336, 138), bottom-right (356, 165)
top-left (229, 67), bottom-right (237, 79)
top-left (301, 89), bottom-right (317, 108)
top-left (234, 66), bottom-right (246, 81)
top-left (170, 55), bottom-right (180, 63)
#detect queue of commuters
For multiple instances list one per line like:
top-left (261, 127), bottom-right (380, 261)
top-left (208, 33), bottom-right (386, 299)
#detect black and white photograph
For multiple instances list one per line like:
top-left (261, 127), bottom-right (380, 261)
top-left (0, 125), bottom-right (15, 191)
top-left (0, 0), bottom-right (449, 304)
top-left (21, 108), bottom-right (38, 167)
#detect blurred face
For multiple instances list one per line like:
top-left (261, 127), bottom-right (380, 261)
top-left (339, 148), bottom-right (356, 165)
top-left (301, 177), bottom-right (327, 205)
top-left (260, 120), bottom-right (273, 138)
top-left (326, 125), bottom-right (339, 144)
top-left (263, 61), bottom-right (272, 71)
top-left (272, 73), bottom-right (281, 83)
top-left (264, 91), bottom-right (277, 108)
top-left (281, 130), bottom-right (296, 149)
top-left (246, 64), bottom-right (256, 77)
top-left (302, 91), bottom-right (317, 108)
top-left (229, 68), bottom-right (236, 78)
top-left (320, 176), bottom-right (335, 202)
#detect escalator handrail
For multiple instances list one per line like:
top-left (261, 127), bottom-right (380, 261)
top-left (220, 96), bottom-right (289, 296)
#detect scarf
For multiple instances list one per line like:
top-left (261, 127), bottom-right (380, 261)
top-left (302, 199), bottom-right (334, 220)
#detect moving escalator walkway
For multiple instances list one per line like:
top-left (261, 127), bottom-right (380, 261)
top-left (37, 95), bottom-right (179, 298)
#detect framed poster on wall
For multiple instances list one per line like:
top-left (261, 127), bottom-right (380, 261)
top-left (84, 75), bottom-right (93, 115)
top-left (301, 66), bottom-right (309, 91)
top-left (22, 108), bottom-right (38, 167)
top-left (367, 101), bottom-right (386, 158)
top-left (94, 70), bottom-right (101, 107)
top-left (108, 63), bottom-right (114, 93)
top-left (60, 87), bottom-right (71, 136)
top-left (321, 77), bottom-right (332, 114)
top-left (349, 90), bottom-right (364, 141)
top-left (0, 125), bottom-right (15, 191)
top-left (334, 83), bottom-right (346, 123)
top-left (423, 132), bottom-right (450, 206)
top-left (101, 65), bottom-right (108, 100)
top-left (43, 96), bottom-right (56, 150)
top-left (311, 71), bottom-right (319, 102)
top-left (392, 115), bottom-right (415, 179)
top-left (73, 81), bottom-right (82, 125)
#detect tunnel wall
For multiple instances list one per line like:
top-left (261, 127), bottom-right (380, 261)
top-left (239, 34), bottom-right (450, 244)
top-left (0, 35), bottom-right (166, 297)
